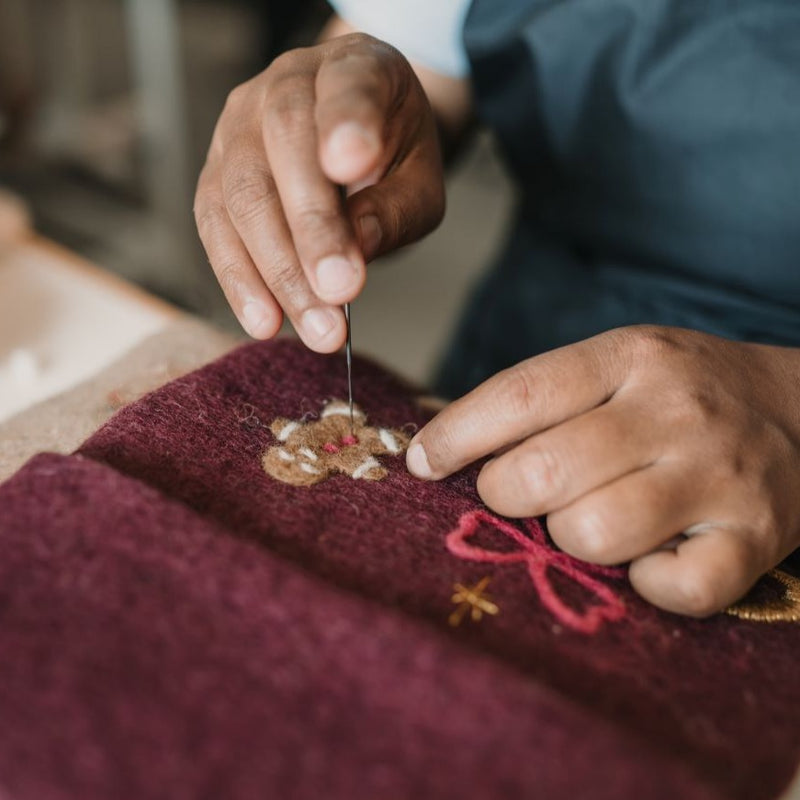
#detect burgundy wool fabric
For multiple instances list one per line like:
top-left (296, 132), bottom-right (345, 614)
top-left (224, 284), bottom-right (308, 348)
top-left (0, 338), bottom-right (798, 799)
top-left (0, 454), bottom-right (711, 800)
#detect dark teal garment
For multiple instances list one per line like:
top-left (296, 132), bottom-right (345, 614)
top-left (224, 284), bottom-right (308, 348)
top-left (436, 0), bottom-right (800, 397)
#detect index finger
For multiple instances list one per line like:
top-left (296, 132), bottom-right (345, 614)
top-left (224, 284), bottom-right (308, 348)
top-left (262, 57), bottom-right (365, 307)
top-left (407, 331), bottom-right (632, 480)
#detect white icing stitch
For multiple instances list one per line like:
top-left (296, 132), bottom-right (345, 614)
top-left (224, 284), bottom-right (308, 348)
top-left (277, 421), bottom-right (299, 441)
top-left (378, 428), bottom-right (401, 454)
top-left (298, 447), bottom-right (318, 461)
top-left (300, 462), bottom-right (321, 475)
top-left (321, 402), bottom-right (366, 421)
top-left (278, 449), bottom-right (295, 462)
top-left (352, 456), bottom-right (380, 480)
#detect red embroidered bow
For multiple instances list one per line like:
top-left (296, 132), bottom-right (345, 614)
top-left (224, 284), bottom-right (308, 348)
top-left (446, 510), bottom-right (627, 634)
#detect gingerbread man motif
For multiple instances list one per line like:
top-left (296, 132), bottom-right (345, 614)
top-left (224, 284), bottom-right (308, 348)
top-left (262, 399), bottom-right (410, 486)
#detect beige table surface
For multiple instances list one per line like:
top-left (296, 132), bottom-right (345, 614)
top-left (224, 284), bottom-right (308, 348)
top-left (0, 217), bottom-right (177, 421)
top-left (0, 187), bottom-right (240, 479)
top-left (0, 314), bottom-right (240, 482)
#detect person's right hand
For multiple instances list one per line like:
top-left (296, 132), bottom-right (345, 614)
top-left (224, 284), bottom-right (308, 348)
top-left (194, 32), bottom-right (446, 352)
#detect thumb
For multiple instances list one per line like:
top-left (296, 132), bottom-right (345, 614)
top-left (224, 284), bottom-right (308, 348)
top-left (346, 141), bottom-right (445, 262)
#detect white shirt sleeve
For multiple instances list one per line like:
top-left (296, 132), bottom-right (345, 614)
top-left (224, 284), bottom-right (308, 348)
top-left (327, 0), bottom-right (472, 78)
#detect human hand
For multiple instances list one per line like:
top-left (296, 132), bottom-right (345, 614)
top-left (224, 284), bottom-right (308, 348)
top-left (407, 326), bottom-right (800, 616)
top-left (195, 33), bottom-right (445, 351)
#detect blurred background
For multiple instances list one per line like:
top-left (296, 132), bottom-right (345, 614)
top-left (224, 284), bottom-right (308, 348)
top-left (0, 0), bottom-right (513, 387)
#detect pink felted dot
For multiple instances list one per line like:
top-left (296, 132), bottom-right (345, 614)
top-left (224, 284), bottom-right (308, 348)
top-left (322, 443), bottom-right (339, 454)
top-left (341, 435), bottom-right (358, 447)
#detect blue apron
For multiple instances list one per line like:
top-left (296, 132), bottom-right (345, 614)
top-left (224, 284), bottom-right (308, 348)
top-left (436, 0), bottom-right (800, 397)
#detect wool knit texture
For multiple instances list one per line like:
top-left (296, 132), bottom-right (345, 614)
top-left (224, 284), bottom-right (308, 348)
top-left (0, 338), bottom-right (799, 800)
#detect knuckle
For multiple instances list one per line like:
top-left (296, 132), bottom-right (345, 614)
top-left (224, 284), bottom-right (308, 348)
top-left (293, 201), bottom-right (344, 239)
top-left (626, 325), bottom-right (724, 381)
top-left (325, 42), bottom-right (405, 99)
top-left (266, 50), bottom-right (308, 85)
top-left (328, 44), bottom-right (383, 75)
top-left (715, 443), bottom-right (747, 483)
top-left (223, 166), bottom-right (274, 225)
top-left (264, 254), bottom-right (303, 303)
top-left (660, 382), bottom-right (732, 441)
top-left (496, 366), bottom-right (539, 421)
top-left (422, 425), bottom-right (460, 475)
top-left (340, 31), bottom-right (378, 49)
top-left (266, 78), bottom-right (314, 133)
top-left (223, 83), bottom-right (248, 114)
top-left (193, 200), bottom-right (227, 240)
top-left (688, 387), bottom-right (723, 423)
top-left (330, 32), bottom-right (390, 62)
top-left (358, 35), bottom-right (410, 76)
top-left (214, 258), bottom-right (244, 299)
top-left (671, 386), bottom-right (721, 428)
top-left (621, 325), bottom-right (696, 380)
top-left (710, 414), bottom-right (785, 490)
top-left (520, 446), bottom-right (565, 501)
top-left (627, 324), bottom-right (684, 361)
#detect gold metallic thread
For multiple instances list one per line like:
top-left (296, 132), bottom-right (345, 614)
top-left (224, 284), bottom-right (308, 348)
top-left (725, 570), bottom-right (800, 623)
top-left (449, 576), bottom-right (500, 627)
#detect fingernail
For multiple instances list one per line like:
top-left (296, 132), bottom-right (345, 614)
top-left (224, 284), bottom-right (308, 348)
top-left (328, 121), bottom-right (380, 163)
top-left (406, 442), bottom-right (433, 479)
top-left (358, 215), bottom-right (382, 259)
top-left (316, 255), bottom-right (359, 298)
top-left (302, 307), bottom-right (338, 342)
top-left (242, 301), bottom-right (272, 338)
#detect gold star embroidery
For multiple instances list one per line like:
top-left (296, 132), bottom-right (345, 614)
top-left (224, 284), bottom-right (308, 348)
top-left (449, 576), bottom-right (500, 627)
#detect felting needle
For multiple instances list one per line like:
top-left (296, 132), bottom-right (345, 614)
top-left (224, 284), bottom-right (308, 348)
top-left (337, 183), bottom-right (355, 436)
top-left (344, 300), bottom-right (355, 436)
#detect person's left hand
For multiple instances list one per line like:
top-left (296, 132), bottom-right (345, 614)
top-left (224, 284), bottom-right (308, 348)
top-left (406, 325), bottom-right (800, 616)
